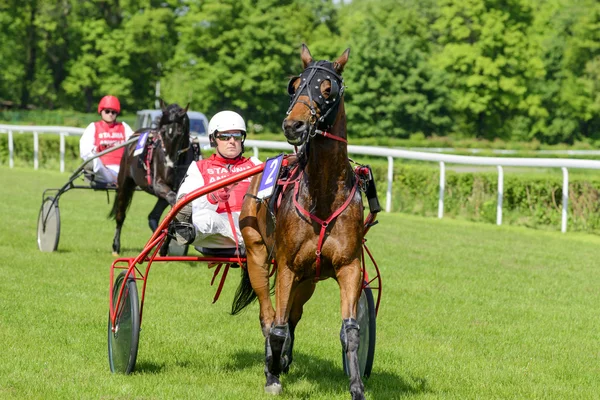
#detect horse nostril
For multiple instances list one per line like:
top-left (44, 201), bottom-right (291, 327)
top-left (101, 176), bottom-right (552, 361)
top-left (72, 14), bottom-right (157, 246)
top-left (283, 119), bottom-right (306, 134)
top-left (293, 121), bottom-right (305, 132)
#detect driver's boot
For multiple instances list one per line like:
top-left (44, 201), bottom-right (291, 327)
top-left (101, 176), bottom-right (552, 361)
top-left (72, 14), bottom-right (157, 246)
top-left (172, 202), bottom-right (195, 245)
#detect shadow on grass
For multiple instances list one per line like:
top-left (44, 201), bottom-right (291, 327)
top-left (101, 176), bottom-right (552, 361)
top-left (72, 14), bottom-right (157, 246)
top-left (225, 349), bottom-right (430, 397)
top-left (134, 361), bottom-right (167, 374)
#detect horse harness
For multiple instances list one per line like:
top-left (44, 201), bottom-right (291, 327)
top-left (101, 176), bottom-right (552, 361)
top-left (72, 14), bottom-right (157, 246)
top-left (286, 60), bottom-right (346, 141)
top-left (246, 60), bottom-right (378, 281)
top-left (136, 128), bottom-right (194, 188)
top-left (246, 150), bottom-right (378, 282)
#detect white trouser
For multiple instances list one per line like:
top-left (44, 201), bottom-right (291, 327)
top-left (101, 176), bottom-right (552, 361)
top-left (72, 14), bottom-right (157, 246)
top-left (91, 158), bottom-right (119, 184)
top-left (191, 209), bottom-right (244, 250)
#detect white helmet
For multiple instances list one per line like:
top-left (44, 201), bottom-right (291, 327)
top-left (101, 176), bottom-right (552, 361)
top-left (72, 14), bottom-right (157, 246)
top-left (208, 111), bottom-right (246, 147)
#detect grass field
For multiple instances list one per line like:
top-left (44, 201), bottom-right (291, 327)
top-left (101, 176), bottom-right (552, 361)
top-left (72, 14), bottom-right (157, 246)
top-left (2, 166), bottom-right (600, 399)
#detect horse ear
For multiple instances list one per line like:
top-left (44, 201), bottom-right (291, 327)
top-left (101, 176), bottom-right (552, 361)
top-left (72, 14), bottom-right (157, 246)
top-left (178, 103), bottom-right (189, 119)
top-left (333, 48), bottom-right (350, 74)
top-left (301, 43), bottom-right (313, 69)
top-left (159, 98), bottom-right (167, 112)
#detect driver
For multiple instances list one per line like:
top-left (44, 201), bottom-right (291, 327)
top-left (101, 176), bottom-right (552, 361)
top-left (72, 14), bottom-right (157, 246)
top-left (173, 111), bottom-right (261, 251)
top-left (79, 95), bottom-right (134, 184)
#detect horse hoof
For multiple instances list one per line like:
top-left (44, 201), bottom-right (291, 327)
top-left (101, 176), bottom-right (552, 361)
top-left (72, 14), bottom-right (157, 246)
top-left (264, 383), bottom-right (282, 395)
top-left (112, 251), bottom-right (120, 257)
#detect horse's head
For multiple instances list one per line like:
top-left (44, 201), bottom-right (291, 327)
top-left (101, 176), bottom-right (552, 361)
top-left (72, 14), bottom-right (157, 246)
top-left (283, 44), bottom-right (350, 146)
top-left (158, 99), bottom-right (190, 154)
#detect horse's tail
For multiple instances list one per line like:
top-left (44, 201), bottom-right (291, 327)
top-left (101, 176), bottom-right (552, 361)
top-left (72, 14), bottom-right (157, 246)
top-left (231, 267), bottom-right (257, 315)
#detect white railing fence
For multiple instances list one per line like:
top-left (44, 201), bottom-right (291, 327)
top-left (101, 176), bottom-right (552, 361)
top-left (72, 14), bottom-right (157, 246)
top-left (3, 124), bottom-right (600, 233)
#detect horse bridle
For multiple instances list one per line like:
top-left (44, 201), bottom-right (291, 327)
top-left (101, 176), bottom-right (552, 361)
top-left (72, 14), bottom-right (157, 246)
top-left (285, 60), bottom-right (346, 145)
top-left (156, 118), bottom-right (189, 168)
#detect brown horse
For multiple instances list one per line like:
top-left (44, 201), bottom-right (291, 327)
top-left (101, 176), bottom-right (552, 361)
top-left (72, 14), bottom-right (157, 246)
top-left (110, 100), bottom-right (192, 256)
top-left (235, 45), bottom-right (367, 399)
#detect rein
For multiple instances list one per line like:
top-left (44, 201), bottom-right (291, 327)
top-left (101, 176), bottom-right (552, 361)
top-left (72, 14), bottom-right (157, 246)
top-left (315, 129), bottom-right (347, 144)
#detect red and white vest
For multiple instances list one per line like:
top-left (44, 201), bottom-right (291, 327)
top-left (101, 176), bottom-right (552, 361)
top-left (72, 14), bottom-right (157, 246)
top-left (196, 154), bottom-right (259, 213)
top-left (94, 121), bottom-right (126, 166)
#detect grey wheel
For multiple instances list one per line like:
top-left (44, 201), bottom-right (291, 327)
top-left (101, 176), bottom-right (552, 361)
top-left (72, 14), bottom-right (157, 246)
top-left (37, 197), bottom-right (60, 252)
top-left (108, 271), bottom-right (140, 374)
top-left (343, 283), bottom-right (376, 378)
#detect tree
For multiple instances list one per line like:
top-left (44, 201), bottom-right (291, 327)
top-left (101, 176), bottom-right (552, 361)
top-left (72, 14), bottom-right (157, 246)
top-left (430, 0), bottom-right (546, 140)
top-left (528, 0), bottom-right (600, 143)
top-left (337, 0), bottom-right (451, 139)
top-left (162, 0), bottom-right (338, 132)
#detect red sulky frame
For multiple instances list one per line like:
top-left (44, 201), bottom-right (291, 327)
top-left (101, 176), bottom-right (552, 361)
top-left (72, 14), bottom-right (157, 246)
top-left (109, 160), bottom-right (382, 332)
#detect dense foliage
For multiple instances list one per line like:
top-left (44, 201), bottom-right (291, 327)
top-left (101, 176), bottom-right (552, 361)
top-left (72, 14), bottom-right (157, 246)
top-left (1, 0), bottom-right (599, 143)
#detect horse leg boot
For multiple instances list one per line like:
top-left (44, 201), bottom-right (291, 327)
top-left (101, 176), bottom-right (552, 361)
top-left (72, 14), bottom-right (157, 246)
top-left (283, 280), bottom-right (316, 374)
top-left (340, 318), bottom-right (365, 400)
top-left (264, 323), bottom-right (291, 394)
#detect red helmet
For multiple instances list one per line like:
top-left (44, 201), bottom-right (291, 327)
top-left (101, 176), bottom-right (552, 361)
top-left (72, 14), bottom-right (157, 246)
top-left (97, 95), bottom-right (121, 114)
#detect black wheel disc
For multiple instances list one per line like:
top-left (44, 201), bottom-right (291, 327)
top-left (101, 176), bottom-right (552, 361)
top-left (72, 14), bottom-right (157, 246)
top-left (108, 271), bottom-right (140, 374)
top-left (343, 283), bottom-right (376, 378)
top-left (37, 197), bottom-right (60, 252)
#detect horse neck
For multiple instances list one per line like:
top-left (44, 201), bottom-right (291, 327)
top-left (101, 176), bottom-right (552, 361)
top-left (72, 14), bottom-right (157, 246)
top-left (303, 107), bottom-right (351, 208)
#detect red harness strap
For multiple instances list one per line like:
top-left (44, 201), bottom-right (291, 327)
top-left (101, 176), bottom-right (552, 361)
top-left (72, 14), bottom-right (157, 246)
top-left (292, 172), bottom-right (358, 281)
top-left (276, 164), bottom-right (301, 209)
top-left (145, 143), bottom-right (154, 186)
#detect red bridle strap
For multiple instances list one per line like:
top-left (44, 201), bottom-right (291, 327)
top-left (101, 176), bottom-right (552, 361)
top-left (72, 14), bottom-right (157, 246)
top-left (292, 173), bottom-right (358, 281)
top-left (317, 130), bottom-right (348, 144)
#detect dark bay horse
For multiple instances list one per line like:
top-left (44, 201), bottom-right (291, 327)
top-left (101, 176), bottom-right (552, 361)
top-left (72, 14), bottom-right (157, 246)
top-left (110, 100), bottom-right (193, 256)
top-left (235, 45), bottom-right (366, 399)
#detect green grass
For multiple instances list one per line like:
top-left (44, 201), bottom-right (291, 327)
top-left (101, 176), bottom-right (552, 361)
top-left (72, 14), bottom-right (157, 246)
top-left (2, 166), bottom-right (600, 399)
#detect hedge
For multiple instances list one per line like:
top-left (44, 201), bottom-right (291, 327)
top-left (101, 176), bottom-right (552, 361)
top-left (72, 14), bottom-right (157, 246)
top-left (4, 133), bottom-right (600, 234)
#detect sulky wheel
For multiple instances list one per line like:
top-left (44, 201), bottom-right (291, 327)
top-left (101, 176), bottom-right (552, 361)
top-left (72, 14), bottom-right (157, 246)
top-left (37, 196), bottom-right (61, 252)
top-left (108, 271), bottom-right (140, 374)
top-left (343, 282), bottom-right (376, 378)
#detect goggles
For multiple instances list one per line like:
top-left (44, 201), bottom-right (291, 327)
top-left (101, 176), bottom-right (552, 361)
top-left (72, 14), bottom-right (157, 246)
top-left (102, 109), bottom-right (118, 115)
top-left (215, 132), bottom-right (243, 142)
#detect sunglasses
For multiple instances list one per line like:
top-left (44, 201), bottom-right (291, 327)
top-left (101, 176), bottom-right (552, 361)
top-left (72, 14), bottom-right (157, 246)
top-left (102, 109), bottom-right (118, 115)
top-left (216, 133), bottom-right (243, 141)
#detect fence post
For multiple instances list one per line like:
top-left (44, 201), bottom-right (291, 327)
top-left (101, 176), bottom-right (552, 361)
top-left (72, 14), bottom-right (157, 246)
top-left (60, 132), bottom-right (66, 173)
top-left (8, 130), bottom-right (14, 168)
top-left (438, 161), bottom-right (445, 219)
top-left (561, 167), bottom-right (569, 233)
top-left (497, 166), bottom-right (504, 225)
top-left (386, 156), bottom-right (393, 212)
top-left (253, 146), bottom-right (259, 159)
top-left (33, 131), bottom-right (39, 170)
